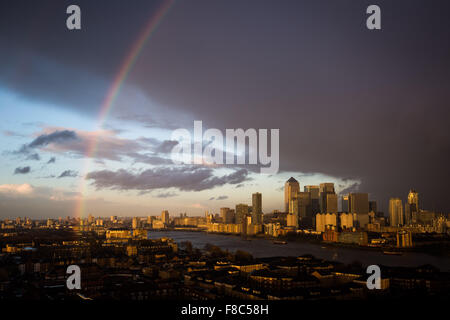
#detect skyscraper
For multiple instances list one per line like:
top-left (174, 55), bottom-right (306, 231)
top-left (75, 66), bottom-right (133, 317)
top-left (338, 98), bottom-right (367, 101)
top-left (348, 193), bottom-right (369, 214)
top-left (220, 207), bottom-right (234, 224)
top-left (161, 210), bottom-right (170, 225)
top-left (319, 183), bottom-right (335, 213)
top-left (235, 204), bottom-right (249, 224)
top-left (298, 192), bottom-right (312, 219)
top-left (405, 189), bottom-right (419, 225)
top-left (132, 217), bottom-right (138, 229)
top-left (305, 185), bottom-right (320, 215)
top-left (389, 198), bottom-right (404, 227)
top-left (341, 195), bottom-right (349, 212)
top-left (326, 193), bottom-right (338, 213)
top-left (284, 177), bottom-right (300, 212)
top-left (252, 192), bottom-right (262, 224)
top-left (407, 189), bottom-right (419, 212)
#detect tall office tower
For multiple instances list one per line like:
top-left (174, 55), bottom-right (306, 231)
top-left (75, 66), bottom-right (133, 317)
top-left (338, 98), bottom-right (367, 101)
top-left (348, 193), bottom-right (369, 214)
top-left (369, 201), bottom-right (377, 213)
top-left (298, 192), bottom-right (311, 219)
top-left (132, 217), bottom-right (138, 229)
top-left (404, 204), bottom-right (412, 226)
top-left (289, 195), bottom-right (299, 214)
top-left (285, 177), bottom-right (300, 212)
top-left (326, 193), bottom-right (338, 213)
top-left (389, 198), bottom-right (404, 227)
top-left (407, 189), bottom-right (419, 212)
top-left (319, 183), bottom-right (335, 213)
top-left (220, 207), bottom-right (235, 224)
top-left (235, 204), bottom-right (249, 224)
top-left (220, 207), bottom-right (229, 222)
top-left (289, 197), bottom-right (299, 228)
top-left (305, 185), bottom-right (320, 214)
top-left (341, 195), bottom-right (349, 212)
top-left (161, 210), bottom-right (170, 225)
top-left (252, 192), bottom-right (262, 224)
top-left (405, 190), bottom-right (419, 226)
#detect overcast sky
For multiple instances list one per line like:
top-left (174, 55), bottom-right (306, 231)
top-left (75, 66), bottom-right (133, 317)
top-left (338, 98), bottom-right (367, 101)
top-left (1, 0), bottom-right (449, 218)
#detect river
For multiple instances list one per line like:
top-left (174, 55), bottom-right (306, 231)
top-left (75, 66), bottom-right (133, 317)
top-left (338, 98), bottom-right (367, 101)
top-left (148, 230), bottom-right (450, 271)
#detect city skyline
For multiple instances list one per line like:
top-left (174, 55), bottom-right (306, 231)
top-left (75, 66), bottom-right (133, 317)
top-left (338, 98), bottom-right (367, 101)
top-left (1, 0), bottom-right (450, 219)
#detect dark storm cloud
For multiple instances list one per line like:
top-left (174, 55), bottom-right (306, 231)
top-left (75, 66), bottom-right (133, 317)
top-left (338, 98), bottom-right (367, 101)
top-left (16, 130), bottom-right (78, 156)
top-left (57, 170), bottom-right (78, 178)
top-left (86, 166), bottom-right (249, 192)
top-left (0, 0), bottom-right (165, 117)
top-left (28, 130), bottom-right (78, 148)
top-left (16, 128), bottom-right (176, 165)
top-left (1, 0), bottom-right (450, 211)
top-left (14, 166), bottom-right (30, 174)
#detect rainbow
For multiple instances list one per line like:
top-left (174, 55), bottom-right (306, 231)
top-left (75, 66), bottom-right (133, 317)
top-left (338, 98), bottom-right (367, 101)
top-left (74, 0), bottom-right (175, 218)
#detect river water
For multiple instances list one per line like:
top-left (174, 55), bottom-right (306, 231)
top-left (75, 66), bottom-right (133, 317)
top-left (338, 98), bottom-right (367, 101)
top-left (148, 230), bottom-right (450, 271)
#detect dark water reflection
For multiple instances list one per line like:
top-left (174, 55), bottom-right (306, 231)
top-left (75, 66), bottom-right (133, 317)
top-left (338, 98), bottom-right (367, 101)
top-left (149, 231), bottom-right (450, 271)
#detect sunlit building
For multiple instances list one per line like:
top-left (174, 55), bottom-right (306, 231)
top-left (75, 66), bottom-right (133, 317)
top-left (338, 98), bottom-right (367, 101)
top-left (161, 210), bottom-right (170, 225)
top-left (305, 185), bottom-right (320, 215)
top-left (405, 189), bottom-right (419, 225)
top-left (316, 213), bottom-right (337, 232)
top-left (284, 177), bottom-right (300, 212)
top-left (340, 213), bottom-right (353, 230)
top-left (389, 198), bottom-right (404, 227)
top-left (319, 183), bottom-right (336, 213)
top-left (348, 193), bottom-right (369, 215)
top-left (286, 213), bottom-right (298, 229)
top-left (396, 230), bottom-right (413, 247)
top-left (326, 194), bottom-right (338, 213)
top-left (252, 192), bottom-right (262, 224)
top-left (220, 207), bottom-right (234, 224)
top-left (235, 204), bottom-right (249, 224)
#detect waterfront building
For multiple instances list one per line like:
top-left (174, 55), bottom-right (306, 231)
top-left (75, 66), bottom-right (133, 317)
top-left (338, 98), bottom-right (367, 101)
top-left (316, 213), bottom-right (337, 233)
top-left (396, 230), bottom-right (413, 248)
top-left (340, 213), bottom-right (354, 230)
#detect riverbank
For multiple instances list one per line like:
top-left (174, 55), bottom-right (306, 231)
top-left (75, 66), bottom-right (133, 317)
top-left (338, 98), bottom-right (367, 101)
top-left (148, 230), bottom-right (450, 271)
top-left (156, 227), bottom-right (450, 258)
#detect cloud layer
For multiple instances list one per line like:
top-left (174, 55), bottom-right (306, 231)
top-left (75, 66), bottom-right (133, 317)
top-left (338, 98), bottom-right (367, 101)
top-left (86, 166), bottom-right (249, 192)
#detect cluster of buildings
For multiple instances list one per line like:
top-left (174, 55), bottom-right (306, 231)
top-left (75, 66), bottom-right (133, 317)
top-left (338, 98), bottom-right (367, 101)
top-left (1, 177), bottom-right (449, 252)
top-left (178, 178), bottom-right (449, 249)
top-left (1, 226), bottom-right (449, 300)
